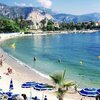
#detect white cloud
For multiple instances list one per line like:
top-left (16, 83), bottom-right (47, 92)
top-left (38, 0), bottom-right (52, 8)
top-left (14, 2), bottom-right (26, 7)
top-left (14, 2), bottom-right (33, 7)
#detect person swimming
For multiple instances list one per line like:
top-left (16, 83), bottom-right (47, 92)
top-left (97, 56), bottom-right (100, 59)
top-left (33, 57), bottom-right (36, 61)
top-left (80, 60), bottom-right (83, 65)
top-left (58, 59), bottom-right (61, 63)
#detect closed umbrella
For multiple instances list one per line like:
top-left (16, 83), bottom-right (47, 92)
top-left (0, 88), bottom-right (3, 96)
top-left (8, 79), bottom-right (14, 100)
top-left (9, 79), bottom-right (13, 92)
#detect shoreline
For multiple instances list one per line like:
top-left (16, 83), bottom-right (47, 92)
top-left (0, 30), bottom-right (99, 84)
top-left (0, 48), bottom-right (52, 84)
top-left (0, 33), bottom-right (57, 99)
top-left (0, 33), bottom-right (53, 83)
top-left (0, 31), bottom-right (96, 100)
top-left (29, 29), bottom-right (100, 34)
top-left (0, 29), bottom-right (99, 40)
top-left (0, 32), bottom-right (52, 82)
top-left (6, 50), bottom-right (51, 80)
top-left (0, 30), bottom-right (99, 83)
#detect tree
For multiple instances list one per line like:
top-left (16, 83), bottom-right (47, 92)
top-left (40, 19), bottom-right (47, 31)
top-left (50, 70), bottom-right (75, 100)
top-left (69, 22), bottom-right (75, 30)
top-left (59, 22), bottom-right (67, 30)
top-left (0, 18), bottom-right (20, 32)
top-left (46, 20), bottom-right (54, 31)
top-left (5, 20), bottom-right (20, 32)
top-left (0, 19), bottom-right (4, 33)
top-left (41, 19), bottom-right (46, 27)
top-left (19, 15), bottom-right (24, 29)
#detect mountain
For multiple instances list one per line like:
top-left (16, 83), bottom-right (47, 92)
top-left (53, 13), bottom-right (100, 23)
top-left (0, 3), bottom-right (55, 19)
top-left (0, 3), bottom-right (100, 23)
top-left (27, 10), bottom-right (54, 23)
top-left (53, 14), bottom-right (77, 23)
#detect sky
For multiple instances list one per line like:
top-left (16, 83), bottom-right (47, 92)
top-left (0, 0), bottom-right (100, 15)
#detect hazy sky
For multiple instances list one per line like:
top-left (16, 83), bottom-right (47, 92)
top-left (0, 0), bottom-right (100, 15)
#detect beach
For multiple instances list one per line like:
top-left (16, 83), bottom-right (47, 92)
top-left (0, 33), bottom-right (96, 100)
top-left (0, 33), bottom-right (57, 99)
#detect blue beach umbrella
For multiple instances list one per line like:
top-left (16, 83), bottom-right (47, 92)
top-left (9, 79), bottom-right (14, 92)
top-left (21, 82), bottom-right (37, 88)
top-left (79, 88), bottom-right (97, 97)
top-left (33, 83), bottom-right (53, 91)
top-left (0, 88), bottom-right (3, 96)
top-left (21, 82), bottom-right (38, 99)
top-left (97, 89), bottom-right (100, 94)
top-left (33, 84), bottom-right (47, 91)
top-left (11, 94), bottom-right (19, 98)
top-left (33, 83), bottom-right (53, 100)
top-left (8, 79), bottom-right (14, 100)
top-left (3, 92), bottom-right (19, 100)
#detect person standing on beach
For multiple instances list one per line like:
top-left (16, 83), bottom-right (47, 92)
top-left (44, 95), bottom-right (48, 100)
top-left (0, 55), bottom-right (5, 67)
top-left (0, 55), bottom-right (3, 67)
top-left (21, 94), bottom-right (27, 100)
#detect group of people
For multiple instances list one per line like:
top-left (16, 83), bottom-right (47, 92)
top-left (33, 56), bottom-right (62, 64)
top-left (4, 67), bottom-right (13, 75)
top-left (0, 54), bottom-right (14, 75)
top-left (32, 95), bottom-right (48, 100)
top-left (21, 94), bottom-right (48, 100)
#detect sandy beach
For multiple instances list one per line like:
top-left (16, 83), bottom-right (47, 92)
top-left (0, 33), bottom-right (96, 100)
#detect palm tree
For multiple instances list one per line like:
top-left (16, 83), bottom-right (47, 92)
top-left (50, 70), bottom-right (75, 100)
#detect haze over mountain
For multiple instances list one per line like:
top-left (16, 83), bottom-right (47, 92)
top-left (0, 3), bottom-right (100, 23)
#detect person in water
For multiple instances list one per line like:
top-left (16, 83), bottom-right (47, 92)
top-left (58, 59), bottom-right (61, 63)
top-left (33, 57), bottom-right (36, 61)
top-left (97, 56), bottom-right (100, 59)
top-left (80, 60), bottom-right (83, 65)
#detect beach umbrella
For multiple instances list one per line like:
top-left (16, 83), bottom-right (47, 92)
top-left (8, 79), bottom-right (14, 100)
top-left (11, 94), bottom-right (20, 99)
top-left (21, 81), bottom-right (37, 88)
top-left (33, 83), bottom-right (53, 91)
top-left (4, 92), bottom-right (19, 100)
top-left (33, 83), bottom-right (53, 100)
top-left (9, 79), bottom-right (14, 92)
top-left (0, 88), bottom-right (3, 93)
top-left (21, 81), bottom-right (37, 99)
top-left (79, 88), bottom-right (97, 100)
top-left (6, 92), bottom-right (13, 100)
top-left (0, 88), bottom-right (3, 97)
top-left (97, 89), bottom-right (100, 94)
top-left (33, 83), bottom-right (47, 91)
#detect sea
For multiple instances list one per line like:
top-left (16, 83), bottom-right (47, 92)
top-left (1, 32), bottom-right (100, 88)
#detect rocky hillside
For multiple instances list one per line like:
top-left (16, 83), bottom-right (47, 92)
top-left (27, 10), bottom-right (53, 23)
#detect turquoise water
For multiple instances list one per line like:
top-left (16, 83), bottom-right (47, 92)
top-left (1, 32), bottom-right (100, 88)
